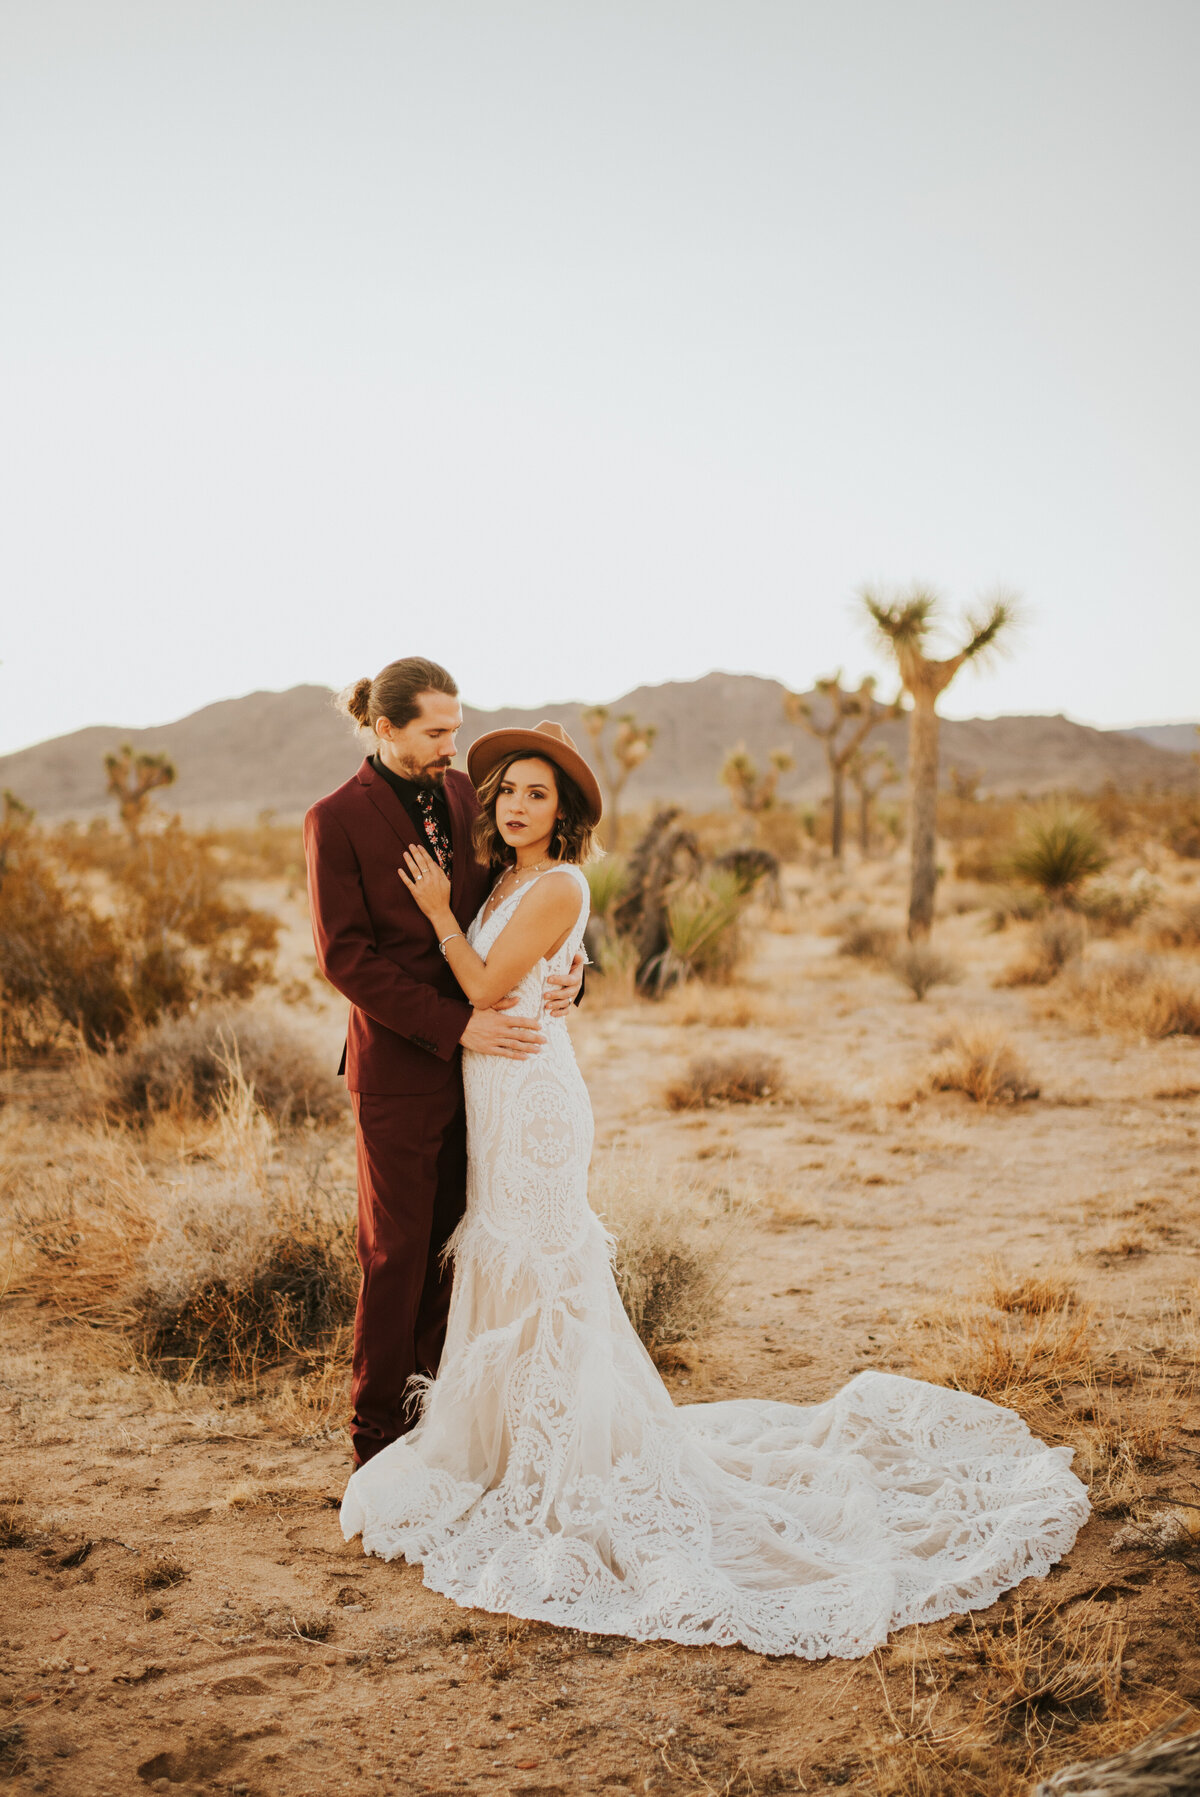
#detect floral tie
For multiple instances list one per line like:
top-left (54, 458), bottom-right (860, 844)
top-left (417, 789), bottom-right (452, 876)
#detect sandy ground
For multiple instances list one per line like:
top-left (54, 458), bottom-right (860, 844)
top-left (2, 865), bottom-right (1200, 1795)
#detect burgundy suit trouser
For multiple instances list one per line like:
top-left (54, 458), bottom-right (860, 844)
top-left (349, 1080), bottom-right (467, 1469)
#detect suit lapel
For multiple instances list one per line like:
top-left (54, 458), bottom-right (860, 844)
top-left (358, 758), bottom-right (420, 852)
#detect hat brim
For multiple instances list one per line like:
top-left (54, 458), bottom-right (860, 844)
top-left (466, 729), bottom-right (603, 826)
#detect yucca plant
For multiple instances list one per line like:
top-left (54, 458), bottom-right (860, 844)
top-left (1009, 803), bottom-right (1110, 902)
top-left (645, 870), bottom-right (745, 992)
top-left (584, 853), bottom-right (629, 923)
top-left (863, 585), bottom-right (1018, 937)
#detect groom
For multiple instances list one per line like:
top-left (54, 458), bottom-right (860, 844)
top-left (304, 657), bottom-right (584, 1468)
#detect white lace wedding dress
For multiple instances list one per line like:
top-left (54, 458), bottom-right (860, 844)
top-left (341, 865), bottom-right (1089, 1658)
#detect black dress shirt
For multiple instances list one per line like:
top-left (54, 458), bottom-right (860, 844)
top-left (372, 755), bottom-right (452, 870)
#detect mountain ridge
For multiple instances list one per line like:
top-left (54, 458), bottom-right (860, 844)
top-left (0, 674), bottom-right (1193, 824)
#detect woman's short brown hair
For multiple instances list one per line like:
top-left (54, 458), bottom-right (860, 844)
top-left (472, 753), bottom-right (597, 871)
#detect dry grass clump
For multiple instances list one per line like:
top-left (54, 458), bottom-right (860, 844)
top-left (838, 916), bottom-right (900, 962)
top-left (99, 1006), bottom-right (347, 1128)
top-left (664, 1051), bottom-right (784, 1110)
top-left (0, 1494), bottom-right (28, 1548)
top-left (591, 1156), bottom-right (746, 1358)
top-left (985, 1269), bottom-right (1077, 1316)
top-left (1145, 897), bottom-right (1200, 949)
top-left (988, 886), bottom-right (1048, 931)
top-left (1074, 879), bottom-right (1155, 935)
top-left (905, 1296), bottom-right (1094, 1423)
top-left (974, 1598), bottom-right (1125, 1731)
top-left (890, 943), bottom-right (962, 1001)
top-left (997, 914), bottom-right (1087, 988)
top-left (138, 1556), bottom-right (188, 1591)
top-left (129, 1102), bottom-right (358, 1381)
top-left (925, 1022), bottom-right (1039, 1107)
top-left (1056, 957), bottom-right (1200, 1039)
top-left (8, 1067), bottom-right (358, 1386)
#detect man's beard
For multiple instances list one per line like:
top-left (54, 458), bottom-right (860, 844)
top-left (399, 755), bottom-right (451, 788)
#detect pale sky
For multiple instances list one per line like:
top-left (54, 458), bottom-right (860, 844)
top-left (2, 0), bottom-right (1197, 757)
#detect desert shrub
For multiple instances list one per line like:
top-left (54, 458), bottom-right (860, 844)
top-left (209, 817), bottom-right (306, 882)
top-left (712, 846), bottom-right (781, 902)
top-left (1167, 810), bottom-right (1200, 859)
top-left (131, 1132), bottom-right (358, 1380)
top-left (1060, 956), bottom-right (1200, 1038)
top-left (889, 943), bottom-right (961, 1001)
top-left (926, 1022), bottom-right (1039, 1106)
top-left (665, 1051), bottom-right (783, 1110)
top-left (591, 1157), bottom-right (742, 1356)
top-left (1146, 897), bottom-right (1200, 949)
top-left (0, 798), bottom-right (133, 1051)
top-left (112, 821), bottom-right (279, 1016)
top-left (102, 1007), bottom-right (346, 1128)
top-left (997, 913), bottom-right (1086, 987)
top-left (987, 886), bottom-right (1047, 931)
top-left (1074, 877), bottom-right (1155, 934)
top-left (0, 806), bottom-right (279, 1055)
top-left (1009, 802), bottom-right (1110, 901)
top-left (837, 917), bottom-right (899, 962)
top-left (10, 1066), bottom-right (358, 1383)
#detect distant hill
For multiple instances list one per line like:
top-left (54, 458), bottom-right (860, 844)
top-left (1119, 722), bottom-right (1199, 755)
top-left (0, 674), bottom-right (1194, 825)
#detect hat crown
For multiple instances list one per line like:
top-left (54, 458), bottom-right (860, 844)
top-left (532, 720), bottom-right (575, 751)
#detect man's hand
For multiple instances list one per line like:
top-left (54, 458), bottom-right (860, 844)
top-left (460, 1009), bottom-right (545, 1059)
top-left (544, 951), bottom-right (585, 1018)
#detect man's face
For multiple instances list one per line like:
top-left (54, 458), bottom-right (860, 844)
top-left (375, 691), bottom-right (462, 786)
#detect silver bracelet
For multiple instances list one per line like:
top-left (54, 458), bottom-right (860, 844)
top-left (438, 930), bottom-right (463, 958)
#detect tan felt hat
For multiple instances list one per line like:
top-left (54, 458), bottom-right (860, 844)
top-left (466, 720), bottom-right (603, 825)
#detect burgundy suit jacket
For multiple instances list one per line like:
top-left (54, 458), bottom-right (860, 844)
top-left (304, 760), bottom-right (492, 1095)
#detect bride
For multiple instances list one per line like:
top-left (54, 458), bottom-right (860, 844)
top-left (340, 721), bottom-right (1089, 1659)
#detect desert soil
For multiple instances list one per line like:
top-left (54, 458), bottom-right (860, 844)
top-left (2, 864), bottom-right (1199, 1796)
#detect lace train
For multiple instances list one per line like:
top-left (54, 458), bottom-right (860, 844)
top-left (341, 865), bottom-right (1089, 1658)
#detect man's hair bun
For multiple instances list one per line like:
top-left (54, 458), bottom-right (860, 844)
top-left (343, 677), bottom-right (374, 726)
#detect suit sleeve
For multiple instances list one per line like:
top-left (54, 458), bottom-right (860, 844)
top-left (304, 805), bottom-right (470, 1060)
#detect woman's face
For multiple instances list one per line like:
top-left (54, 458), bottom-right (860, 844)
top-left (495, 757), bottom-right (560, 855)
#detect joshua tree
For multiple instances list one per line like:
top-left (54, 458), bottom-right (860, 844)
top-left (783, 674), bottom-right (902, 859)
top-left (846, 744), bottom-right (898, 856)
top-left (863, 585), bottom-right (1017, 938)
top-left (719, 743), bottom-right (793, 835)
top-left (580, 707), bottom-right (657, 848)
top-left (104, 744), bottom-right (177, 840)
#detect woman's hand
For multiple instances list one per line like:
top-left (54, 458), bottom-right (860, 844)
top-left (398, 843), bottom-right (453, 922)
